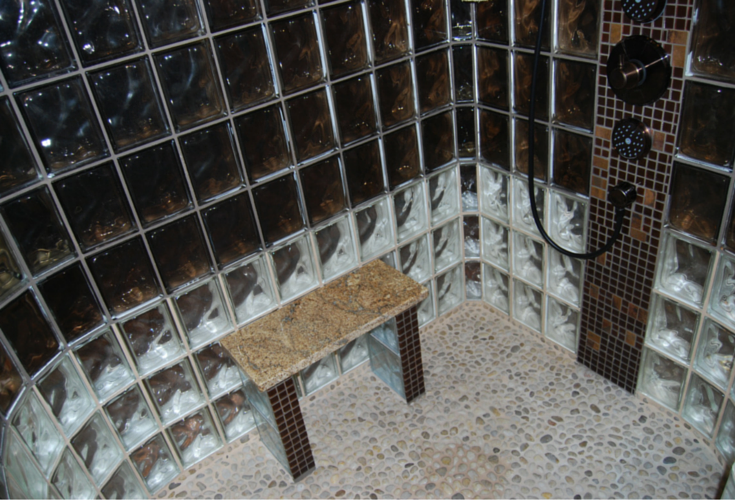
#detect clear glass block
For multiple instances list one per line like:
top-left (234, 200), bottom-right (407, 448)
top-left (13, 391), bottom-right (64, 476)
top-left (368, 327), bottom-right (404, 399)
top-left (380, 251), bottom-right (397, 269)
top-left (710, 254), bottom-right (735, 328)
top-left (301, 354), bottom-right (339, 396)
top-left (465, 261), bottom-right (482, 300)
top-left (270, 234), bottom-right (319, 302)
top-left (513, 280), bottom-right (542, 332)
top-left (549, 192), bottom-right (587, 253)
top-left (512, 177), bottom-right (545, 237)
top-left (130, 434), bottom-right (180, 493)
top-left (136, 0), bottom-right (203, 48)
top-left (399, 235), bottom-right (431, 283)
top-left (105, 385), bottom-right (158, 451)
top-left (417, 280), bottom-right (436, 326)
top-left (461, 165), bottom-right (478, 211)
top-left (716, 400), bottom-right (735, 466)
top-left (433, 218), bottom-right (461, 273)
top-left (436, 265), bottom-right (463, 316)
top-left (121, 302), bottom-right (183, 377)
top-left (224, 255), bottom-right (278, 325)
top-left (195, 343), bottom-right (241, 398)
top-left (5, 431), bottom-right (50, 499)
top-left (145, 359), bottom-right (204, 426)
top-left (464, 215), bottom-right (480, 258)
top-left (682, 373), bottom-right (724, 437)
top-left (481, 217), bottom-right (509, 271)
top-left (428, 166), bottom-right (460, 225)
top-left (369, 319), bottom-right (398, 354)
top-left (0, 341), bottom-right (22, 415)
top-left (513, 232), bottom-right (544, 288)
top-left (102, 461), bottom-right (148, 500)
top-left (72, 412), bottom-right (123, 485)
top-left (75, 330), bottom-right (135, 402)
top-left (241, 374), bottom-right (275, 427)
top-left (53, 448), bottom-right (96, 500)
top-left (646, 294), bottom-right (697, 363)
top-left (314, 215), bottom-right (358, 281)
top-left (355, 197), bottom-right (394, 261)
top-left (251, 401), bottom-right (288, 470)
top-left (214, 388), bottom-right (255, 442)
top-left (638, 348), bottom-right (686, 411)
top-left (545, 297), bottom-right (579, 352)
top-left (655, 232), bottom-right (713, 308)
top-left (394, 181), bottom-right (428, 243)
top-left (694, 319), bottom-right (735, 390)
top-left (479, 166), bottom-right (509, 223)
top-left (168, 407), bottom-right (222, 467)
top-left (174, 279), bottom-right (232, 349)
top-left (546, 249), bottom-right (582, 307)
top-left (38, 355), bottom-right (96, 437)
top-left (338, 334), bottom-right (369, 373)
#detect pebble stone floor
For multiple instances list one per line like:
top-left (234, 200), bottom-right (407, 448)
top-left (160, 301), bottom-right (725, 499)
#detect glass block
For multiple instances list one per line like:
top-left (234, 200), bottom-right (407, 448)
top-left (333, 76), bottom-right (376, 146)
top-left (270, 234), bottom-right (319, 302)
top-left (476, 0), bottom-right (508, 43)
top-left (553, 129), bottom-right (591, 195)
top-left (314, 215), bottom-right (358, 281)
top-left (241, 374), bottom-right (275, 426)
top-left (250, 395), bottom-right (288, 469)
top-left (202, 193), bottom-right (261, 269)
top-left (557, 0), bottom-right (599, 57)
top-left (513, 232), bottom-right (544, 288)
top-left (394, 181), bottom-right (428, 243)
top-left (7, 431), bottom-right (53, 497)
top-left (0, 0), bottom-right (76, 88)
top-left (724, 464), bottom-right (735, 500)
top-left (481, 217), bottom-right (509, 271)
top-left (547, 249), bottom-right (582, 307)
top-left (549, 192), bottom-right (587, 253)
top-left (422, 110), bottom-right (455, 172)
top-left (251, 173), bottom-right (305, 245)
top-left (655, 233), bottom-right (713, 308)
top-left (639, 348), bottom-right (685, 411)
top-left (355, 197), bottom-right (394, 261)
top-left (513, 279), bottom-right (542, 332)
top-left (384, 126), bottom-right (420, 192)
top-left (89, 58), bottom-right (170, 153)
top-left (412, 0), bottom-right (447, 50)
top-left (287, 89), bottom-right (335, 163)
top-left (682, 373), bottom-right (724, 437)
top-left (554, 60), bottom-right (596, 131)
top-left (338, 334), bottom-right (369, 373)
top-left (224, 255), bottom-right (278, 325)
top-left (322, 1), bottom-right (368, 78)
top-left (513, 0), bottom-right (549, 49)
top-left (75, 330), bottom-right (134, 402)
top-left (417, 280), bottom-right (436, 326)
top-left (646, 294), bottom-right (697, 363)
top-left (465, 261), bottom-right (482, 300)
top-left (368, 322), bottom-right (404, 398)
top-left (514, 119), bottom-right (548, 181)
top-left (479, 166), bottom-right (509, 223)
top-left (433, 218), bottom-right (461, 273)
top-left (477, 46), bottom-right (509, 110)
top-left (689, 0), bottom-right (735, 82)
top-left (87, 237), bottom-right (162, 317)
top-left (694, 319), bottom-right (735, 390)
top-left (461, 165), bottom-right (477, 211)
top-left (436, 265), bottom-right (463, 316)
top-left (53, 447), bottom-right (96, 499)
top-left (301, 354), bottom-right (339, 396)
top-left (147, 215), bottom-right (212, 293)
top-left (0, 96), bottom-right (39, 197)
top-left (0, 342), bottom-right (22, 415)
top-left (399, 235), bottom-right (431, 283)
top-left (380, 251), bottom-right (397, 269)
top-left (120, 141), bottom-right (192, 227)
top-left (271, 14), bottom-right (323, 95)
top-left (376, 61), bottom-right (415, 129)
top-left (546, 297), bottom-right (579, 352)
top-left (203, 0), bottom-right (260, 31)
top-left (717, 400), bottom-right (735, 465)
top-left (38, 355), bottom-right (95, 436)
top-left (453, 45), bottom-right (473, 102)
top-left (711, 255), bottom-right (735, 328)
top-left (300, 156), bottom-right (347, 225)
top-left (72, 412), bottom-right (123, 485)
top-left (456, 107), bottom-right (476, 158)
top-left (368, 0), bottom-right (410, 63)
top-left (514, 53), bottom-right (548, 121)
top-left (450, 0), bottom-right (472, 39)
top-left (480, 109), bottom-right (510, 170)
top-left (136, 0), bottom-right (203, 48)
top-left (105, 385), bottom-right (158, 451)
top-left (130, 434), bottom-right (180, 493)
top-left (168, 407), bottom-right (222, 467)
top-left (235, 105), bottom-right (292, 183)
top-left (13, 391), bottom-right (64, 476)
top-left (483, 264), bottom-right (509, 314)
top-left (214, 388), bottom-right (255, 442)
top-left (121, 303), bottom-right (183, 377)
top-left (464, 215), bottom-right (480, 259)
top-left (215, 26), bottom-right (274, 112)
top-left (513, 177), bottom-right (545, 237)
top-left (174, 279), bottom-right (232, 349)
top-left (343, 140), bottom-right (385, 207)
top-left (416, 49), bottom-right (450, 115)
top-left (428, 166), bottom-right (459, 225)
top-left (195, 343), bottom-right (240, 398)
top-left (102, 461), bottom-right (148, 500)
top-left (146, 359), bottom-right (204, 425)
top-left (678, 82), bottom-right (735, 169)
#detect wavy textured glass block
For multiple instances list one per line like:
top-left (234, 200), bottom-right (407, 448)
top-left (338, 334), bottom-right (369, 373)
top-left (53, 447), bottom-right (96, 499)
top-left (385, 126), bottom-right (420, 190)
top-left (547, 249), bottom-right (582, 307)
top-left (646, 294), bottom-right (697, 363)
top-left (252, 174), bottom-right (305, 245)
top-left (515, 119), bottom-right (548, 181)
top-left (394, 181), bottom-right (427, 243)
top-left (453, 45), bottom-right (473, 102)
top-left (422, 111), bottom-right (455, 172)
top-left (271, 14), bottom-right (323, 95)
top-left (148, 215), bottom-right (212, 292)
top-left (202, 193), bottom-right (260, 269)
top-left (0, 96), bottom-right (39, 196)
top-left (287, 89), bottom-right (335, 163)
top-left (433, 218), bottom-right (461, 273)
top-left (512, 177), bottom-right (545, 237)
top-left (428, 166), bottom-right (459, 225)
top-left (301, 354), bottom-right (339, 396)
top-left (376, 61), bottom-right (415, 129)
top-left (5, 431), bottom-right (50, 499)
top-left (72, 412), bottom-right (123, 485)
top-left (314, 215), bottom-right (357, 281)
top-left (0, 229), bottom-right (24, 303)
top-left (333, 76), bottom-right (376, 146)
top-left (546, 297), bottom-right (578, 352)
top-left (514, 0), bottom-right (549, 49)
top-left (711, 255), bottom-right (735, 328)
top-left (461, 165), bottom-right (477, 211)
top-left (465, 261), bottom-right (481, 300)
top-left (549, 192), bottom-right (587, 253)
top-left (513, 232), bottom-right (544, 288)
top-left (655, 233), bottom-right (713, 308)
top-left (450, 0), bottom-right (472, 39)
top-left (214, 388), bottom-right (255, 441)
top-left (121, 302), bottom-right (184, 376)
top-left (195, 343), bottom-right (240, 398)
top-left (400, 235), bottom-right (431, 283)
top-left (322, 1), bottom-right (368, 77)
top-left (479, 166), bottom-right (508, 223)
top-left (146, 359), bottom-right (204, 425)
top-left (464, 215), bottom-right (480, 258)
top-left (514, 52), bottom-right (548, 121)
top-left (344, 140), bottom-right (385, 207)
top-left (557, 0), bottom-right (599, 57)
top-left (380, 250), bottom-right (397, 269)
top-left (553, 131), bottom-right (591, 196)
top-left (483, 264), bottom-right (509, 314)
top-left (174, 279), bottom-right (232, 349)
top-left (224, 255), bottom-right (277, 325)
top-left (13, 391), bottom-right (64, 476)
top-left (300, 156), bottom-right (346, 226)
top-left (417, 280), bottom-right (435, 326)
top-left (456, 107), bottom-right (475, 158)
top-left (476, 0), bottom-right (508, 43)
top-left (480, 109), bottom-right (510, 170)
top-left (38, 355), bottom-right (95, 436)
top-left (368, 0), bottom-right (409, 63)
top-left (235, 105), bottom-right (292, 183)
top-left (416, 50), bottom-right (450, 114)
top-left (130, 434), bottom-right (180, 492)
top-left (75, 330), bottom-right (134, 401)
top-left (136, 0), bottom-right (203, 48)
top-left (689, 0), bottom-right (735, 82)
top-left (481, 217), bottom-right (509, 271)
top-left (682, 373), bottom-right (724, 437)
top-left (270, 235), bottom-right (318, 302)
top-left (370, 319), bottom-right (398, 356)
top-left (639, 348), bottom-right (685, 411)
top-left (203, 0), bottom-right (260, 31)
top-left (718, 401), bottom-right (735, 466)
top-left (169, 407), bottom-right (222, 467)
top-left (0, 342), bottom-right (22, 415)
top-left (437, 265), bottom-right (463, 315)
top-left (368, 326), bottom-right (404, 398)
top-left (694, 319), bottom-right (735, 390)
top-left (554, 60), bottom-right (595, 131)
top-left (356, 197), bottom-right (394, 261)
top-left (513, 279), bottom-right (542, 332)
top-left (412, 0), bottom-right (447, 50)
top-left (102, 461), bottom-right (148, 500)
top-left (477, 47), bottom-right (508, 110)
top-left (105, 385), bottom-right (158, 450)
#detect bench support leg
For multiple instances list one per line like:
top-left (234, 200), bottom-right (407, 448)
top-left (396, 306), bottom-right (426, 404)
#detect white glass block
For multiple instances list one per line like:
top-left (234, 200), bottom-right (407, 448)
top-left (314, 215), bottom-right (358, 281)
top-left (716, 400), bottom-right (735, 465)
top-left (224, 255), bottom-right (277, 326)
top-left (102, 462), bottom-right (148, 500)
top-left (682, 373), bottom-right (724, 437)
top-left (399, 235), bottom-right (431, 283)
top-left (130, 434), bottom-right (180, 493)
top-left (75, 329), bottom-right (135, 402)
top-left (428, 166), bottom-right (460, 225)
top-left (545, 297), bottom-right (579, 352)
top-left (513, 280), bottom-right (542, 332)
top-left (723, 464), bottom-right (735, 500)
top-left (436, 265), bottom-right (463, 316)
top-left (195, 343), bottom-right (240, 398)
top-left (368, 330), bottom-right (405, 399)
top-left (483, 264), bottom-right (510, 314)
top-left (369, 319), bottom-right (398, 354)
top-left (709, 254), bottom-right (735, 328)
top-left (460, 165), bottom-right (478, 211)
top-left (213, 388), bottom-right (255, 442)
top-left (394, 181), bottom-right (428, 243)
top-left (481, 217), bottom-right (509, 270)
top-left (513, 231), bottom-right (544, 288)
top-left (105, 385), bottom-right (158, 451)
top-left (121, 302), bottom-right (185, 377)
top-left (547, 248), bottom-right (582, 307)
top-left (270, 234), bottom-right (319, 302)
top-left (638, 348), bottom-right (686, 411)
top-left (433, 218), bottom-right (461, 273)
top-left (355, 197), bottom-right (394, 261)
top-left (13, 391), bottom-right (64, 476)
top-left (479, 165), bottom-right (509, 223)
top-left (655, 232), bottom-right (713, 308)
top-left (52, 448), bottom-right (96, 500)
top-left (465, 261), bottom-right (482, 300)
top-left (5, 431), bottom-right (50, 498)
top-left (145, 359), bottom-right (204, 426)
top-left (417, 280), bottom-right (436, 326)
top-left (338, 334), bottom-right (369, 373)
top-left (380, 251), bottom-right (397, 269)
top-left (645, 294), bottom-right (697, 363)
top-left (175, 279), bottom-right (233, 349)
top-left (694, 319), bottom-right (735, 390)
top-left (72, 412), bottom-right (123, 485)
top-left (549, 192), bottom-right (587, 253)
top-left (168, 408), bottom-right (222, 467)
top-left (464, 215), bottom-right (480, 258)
top-left (38, 355), bottom-right (95, 437)
top-left (512, 177), bottom-right (545, 236)
top-left (301, 353), bottom-right (339, 395)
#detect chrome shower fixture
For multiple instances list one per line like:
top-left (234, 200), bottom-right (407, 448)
top-left (621, 0), bottom-right (667, 23)
top-left (606, 35), bottom-right (671, 106)
top-left (612, 118), bottom-right (653, 160)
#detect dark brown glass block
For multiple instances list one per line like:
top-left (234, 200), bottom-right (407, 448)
top-left (457, 107), bottom-right (476, 158)
top-left (321, 1), bottom-right (369, 77)
top-left (514, 0), bottom-right (549, 50)
top-left (464, 215), bottom-right (480, 256)
top-left (333, 76), bottom-right (377, 146)
top-left (450, 0), bottom-right (472, 40)
top-left (147, 215), bottom-right (212, 292)
top-left (476, 0), bottom-right (508, 43)
top-left (252, 174), bottom-right (305, 245)
top-left (422, 111), bottom-right (455, 172)
top-left (0, 229), bottom-right (23, 301)
top-left (412, 0), bottom-right (448, 50)
top-left (215, 26), bottom-right (275, 113)
top-left (271, 14), bottom-right (323, 95)
top-left (234, 105), bottom-right (292, 183)
top-left (368, 0), bottom-right (410, 63)
top-left (677, 82), bottom-right (735, 169)
top-left (87, 237), bottom-right (162, 316)
top-left (0, 97), bottom-right (39, 197)
top-left (203, 0), bottom-right (261, 32)
top-left (514, 52), bottom-right (548, 121)
top-left (480, 109), bottom-right (509, 170)
top-left (461, 165), bottom-right (477, 210)
top-left (202, 193), bottom-right (261, 268)
top-left (136, 0), bottom-right (203, 48)
top-left (515, 119), bottom-right (547, 181)
top-left (689, 0), bottom-right (735, 82)
top-left (554, 60), bottom-right (596, 131)
top-left (54, 163), bottom-right (136, 252)
top-left (465, 261), bottom-right (481, 299)
top-left (39, 264), bottom-right (104, 343)
top-left (286, 89), bottom-right (335, 163)
top-left (0, 342), bottom-right (22, 414)
top-left (1, 187), bottom-right (74, 276)
top-left (179, 122), bottom-right (243, 204)
top-left (552, 129), bottom-right (591, 195)
top-left (300, 156), bottom-right (346, 225)
top-left (727, 208), bottom-right (735, 253)
top-left (384, 126), bottom-right (420, 190)
top-left (343, 140), bottom-right (385, 206)
top-left (0, 291), bottom-right (60, 376)
top-left (557, 0), bottom-right (599, 57)
top-left (376, 61), bottom-right (415, 129)
top-left (416, 49), bottom-right (451, 115)
top-left (453, 45), bottom-right (473, 103)
top-left (477, 46), bottom-right (508, 110)
top-left (668, 163), bottom-right (729, 244)
top-left (120, 141), bottom-right (192, 227)
top-left (265, 0), bottom-right (313, 15)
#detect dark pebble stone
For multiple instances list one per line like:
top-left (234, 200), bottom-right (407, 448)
top-left (673, 447), bottom-right (685, 456)
top-left (279, 481), bottom-right (288, 487)
top-left (452, 494), bottom-right (465, 499)
top-left (664, 457), bottom-right (677, 464)
top-left (426, 483), bottom-right (436, 491)
top-left (590, 404), bottom-right (601, 413)
top-left (493, 447), bottom-right (501, 453)
top-left (657, 465), bottom-right (667, 475)
top-left (585, 470), bottom-right (593, 477)
top-left (574, 496), bottom-right (581, 499)
top-left (370, 494), bottom-right (378, 499)
top-left (545, 453), bottom-right (559, 463)
top-left (405, 463), bottom-right (414, 468)
top-left (541, 434), bottom-right (553, 443)
top-left (584, 493), bottom-right (593, 499)
top-left (639, 416), bottom-right (647, 423)
top-left (215, 495), bottom-right (223, 499)
top-left (336, 491), bottom-right (345, 497)
top-left (169, 483), bottom-right (181, 490)
top-left (511, 345), bottom-right (520, 353)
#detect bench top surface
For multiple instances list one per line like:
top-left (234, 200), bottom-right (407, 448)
top-left (221, 260), bottom-right (428, 391)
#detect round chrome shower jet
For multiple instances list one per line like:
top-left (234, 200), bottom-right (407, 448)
top-left (621, 0), bottom-right (666, 23)
top-left (612, 118), bottom-right (653, 160)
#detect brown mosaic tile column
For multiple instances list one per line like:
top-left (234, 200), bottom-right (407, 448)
top-left (396, 306), bottom-right (425, 403)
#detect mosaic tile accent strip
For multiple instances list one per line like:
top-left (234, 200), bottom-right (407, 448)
top-left (396, 306), bottom-right (425, 404)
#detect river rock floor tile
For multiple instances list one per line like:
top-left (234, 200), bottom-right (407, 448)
top-left (161, 302), bottom-right (724, 499)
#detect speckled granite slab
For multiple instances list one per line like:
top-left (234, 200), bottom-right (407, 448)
top-left (221, 260), bottom-right (428, 391)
